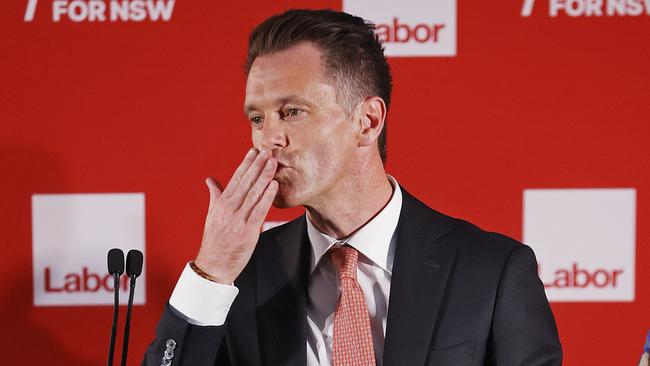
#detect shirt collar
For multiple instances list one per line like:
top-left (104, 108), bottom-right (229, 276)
top-left (306, 175), bottom-right (402, 274)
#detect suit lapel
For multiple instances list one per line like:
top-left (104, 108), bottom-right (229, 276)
top-left (256, 216), bottom-right (310, 366)
top-left (383, 189), bottom-right (457, 366)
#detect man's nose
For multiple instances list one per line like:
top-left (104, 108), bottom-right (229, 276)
top-left (260, 115), bottom-right (288, 151)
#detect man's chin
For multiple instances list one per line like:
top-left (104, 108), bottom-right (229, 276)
top-left (272, 190), bottom-right (301, 209)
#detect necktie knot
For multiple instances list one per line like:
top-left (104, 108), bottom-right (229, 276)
top-left (330, 245), bottom-right (358, 280)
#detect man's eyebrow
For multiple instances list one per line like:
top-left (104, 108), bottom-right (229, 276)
top-left (244, 95), bottom-right (315, 114)
top-left (243, 103), bottom-right (257, 115)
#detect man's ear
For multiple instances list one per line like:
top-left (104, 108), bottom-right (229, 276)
top-left (357, 96), bottom-right (386, 148)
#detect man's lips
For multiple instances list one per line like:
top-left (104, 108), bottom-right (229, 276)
top-left (274, 162), bottom-right (292, 180)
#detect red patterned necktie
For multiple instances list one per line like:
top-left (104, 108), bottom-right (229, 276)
top-left (330, 245), bottom-right (376, 366)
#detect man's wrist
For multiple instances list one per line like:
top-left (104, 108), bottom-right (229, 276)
top-left (170, 263), bottom-right (239, 326)
top-left (189, 260), bottom-right (217, 282)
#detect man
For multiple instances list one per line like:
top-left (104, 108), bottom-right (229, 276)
top-left (143, 9), bottom-right (562, 366)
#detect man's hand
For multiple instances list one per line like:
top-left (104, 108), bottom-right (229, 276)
top-left (194, 148), bottom-right (279, 284)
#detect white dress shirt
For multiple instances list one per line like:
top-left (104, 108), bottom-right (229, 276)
top-left (170, 176), bottom-right (403, 366)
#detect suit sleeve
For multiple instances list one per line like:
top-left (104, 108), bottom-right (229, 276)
top-left (141, 264), bottom-right (237, 366)
top-left (487, 244), bottom-right (563, 366)
top-left (141, 303), bottom-right (230, 366)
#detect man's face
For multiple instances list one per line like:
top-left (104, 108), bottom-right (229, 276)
top-left (244, 42), bottom-right (359, 208)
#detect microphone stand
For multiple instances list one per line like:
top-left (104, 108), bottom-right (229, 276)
top-left (107, 272), bottom-right (120, 366)
top-left (120, 249), bottom-right (142, 366)
top-left (106, 248), bottom-right (124, 366)
top-left (120, 274), bottom-right (137, 366)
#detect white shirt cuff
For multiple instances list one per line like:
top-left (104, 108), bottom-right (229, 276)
top-left (169, 262), bottom-right (239, 326)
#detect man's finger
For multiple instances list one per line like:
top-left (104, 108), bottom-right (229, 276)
top-left (239, 158), bottom-right (277, 219)
top-left (221, 148), bottom-right (258, 198)
top-left (247, 180), bottom-right (278, 226)
top-left (229, 149), bottom-right (271, 207)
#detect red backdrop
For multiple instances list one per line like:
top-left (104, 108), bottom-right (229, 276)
top-left (1, 0), bottom-right (648, 364)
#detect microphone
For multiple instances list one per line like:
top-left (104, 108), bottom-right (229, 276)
top-left (120, 249), bottom-right (143, 366)
top-left (106, 248), bottom-right (124, 366)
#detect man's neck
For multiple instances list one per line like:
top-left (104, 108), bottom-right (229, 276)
top-left (304, 163), bottom-right (393, 240)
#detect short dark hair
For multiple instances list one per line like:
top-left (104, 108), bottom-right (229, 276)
top-left (246, 9), bottom-right (392, 163)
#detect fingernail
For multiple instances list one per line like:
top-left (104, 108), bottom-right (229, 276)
top-left (265, 159), bottom-right (274, 170)
top-left (248, 148), bottom-right (257, 156)
top-left (260, 149), bottom-right (268, 158)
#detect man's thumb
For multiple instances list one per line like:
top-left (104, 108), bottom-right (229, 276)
top-left (205, 177), bottom-right (223, 202)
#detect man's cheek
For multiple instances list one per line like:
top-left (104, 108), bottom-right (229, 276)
top-left (250, 131), bottom-right (262, 148)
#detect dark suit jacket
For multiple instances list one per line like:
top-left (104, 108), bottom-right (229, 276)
top-left (143, 187), bottom-right (562, 366)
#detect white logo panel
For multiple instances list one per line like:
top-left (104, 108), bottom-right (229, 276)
top-left (524, 189), bottom-right (636, 302)
top-left (343, 0), bottom-right (456, 57)
top-left (32, 193), bottom-right (146, 306)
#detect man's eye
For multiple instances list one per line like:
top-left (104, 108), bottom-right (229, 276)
top-left (250, 116), bottom-right (263, 125)
top-left (283, 108), bottom-right (304, 119)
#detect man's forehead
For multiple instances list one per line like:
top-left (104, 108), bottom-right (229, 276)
top-left (244, 43), bottom-right (332, 112)
top-left (245, 42), bottom-right (326, 88)
top-left (244, 95), bottom-right (315, 113)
